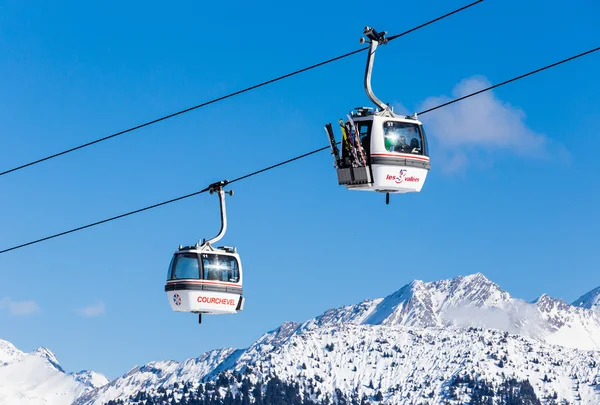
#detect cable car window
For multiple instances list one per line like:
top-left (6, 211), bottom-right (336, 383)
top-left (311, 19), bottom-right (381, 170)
top-left (421, 125), bottom-right (430, 157)
top-left (167, 255), bottom-right (175, 279)
top-left (358, 122), bottom-right (371, 158)
top-left (201, 254), bottom-right (240, 283)
top-left (172, 253), bottom-right (200, 280)
top-left (383, 122), bottom-right (423, 155)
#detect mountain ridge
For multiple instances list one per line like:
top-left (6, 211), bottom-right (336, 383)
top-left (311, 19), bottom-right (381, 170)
top-left (74, 272), bottom-right (600, 405)
top-left (0, 338), bottom-right (109, 405)
top-left (5, 272), bottom-right (600, 405)
top-left (573, 286), bottom-right (600, 311)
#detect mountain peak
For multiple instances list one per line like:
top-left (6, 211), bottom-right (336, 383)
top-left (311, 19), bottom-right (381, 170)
top-left (362, 273), bottom-right (510, 328)
top-left (409, 278), bottom-right (425, 287)
top-left (0, 339), bottom-right (24, 366)
top-left (533, 293), bottom-right (571, 313)
top-left (461, 271), bottom-right (487, 281)
top-left (31, 346), bottom-right (65, 372)
top-left (533, 293), bottom-right (564, 304)
top-left (71, 370), bottom-right (110, 389)
top-left (444, 272), bottom-right (507, 306)
top-left (573, 286), bottom-right (600, 311)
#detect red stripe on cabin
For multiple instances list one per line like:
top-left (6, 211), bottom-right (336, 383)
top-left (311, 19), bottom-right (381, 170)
top-left (371, 153), bottom-right (430, 161)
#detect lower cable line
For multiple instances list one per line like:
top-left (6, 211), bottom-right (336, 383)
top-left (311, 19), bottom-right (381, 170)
top-left (0, 145), bottom-right (333, 254)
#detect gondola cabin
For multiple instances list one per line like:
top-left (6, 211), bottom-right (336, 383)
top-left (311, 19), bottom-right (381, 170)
top-left (165, 244), bottom-right (244, 315)
top-left (336, 107), bottom-right (430, 194)
top-left (164, 180), bottom-right (244, 323)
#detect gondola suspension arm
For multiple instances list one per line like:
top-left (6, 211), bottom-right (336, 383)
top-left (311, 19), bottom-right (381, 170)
top-left (201, 180), bottom-right (234, 247)
top-left (361, 27), bottom-right (389, 111)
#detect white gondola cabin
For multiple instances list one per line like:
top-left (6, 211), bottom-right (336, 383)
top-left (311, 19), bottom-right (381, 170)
top-left (164, 181), bottom-right (245, 323)
top-left (325, 27), bottom-right (430, 203)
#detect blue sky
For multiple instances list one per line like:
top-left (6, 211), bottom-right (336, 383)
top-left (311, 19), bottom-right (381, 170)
top-left (0, 0), bottom-right (598, 380)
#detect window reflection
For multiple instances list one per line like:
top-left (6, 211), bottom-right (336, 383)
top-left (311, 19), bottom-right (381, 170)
top-left (201, 254), bottom-right (240, 283)
top-left (383, 122), bottom-right (422, 155)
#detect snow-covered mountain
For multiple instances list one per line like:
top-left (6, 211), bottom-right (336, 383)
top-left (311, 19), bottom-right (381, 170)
top-left (0, 339), bottom-right (23, 366)
top-left (0, 339), bottom-right (109, 405)
top-left (573, 286), bottom-right (600, 311)
top-left (301, 272), bottom-right (600, 351)
top-left (5, 273), bottom-right (600, 404)
top-left (74, 272), bottom-right (600, 405)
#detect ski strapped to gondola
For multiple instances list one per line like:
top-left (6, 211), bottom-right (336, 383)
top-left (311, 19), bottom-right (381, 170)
top-left (325, 117), bottom-right (372, 186)
top-left (346, 114), bottom-right (367, 166)
top-left (324, 123), bottom-right (342, 169)
top-left (339, 119), bottom-right (359, 167)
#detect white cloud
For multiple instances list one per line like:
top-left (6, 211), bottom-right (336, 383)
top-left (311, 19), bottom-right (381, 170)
top-left (417, 76), bottom-right (568, 172)
top-left (78, 301), bottom-right (105, 317)
top-left (440, 150), bottom-right (469, 175)
top-left (0, 297), bottom-right (40, 316)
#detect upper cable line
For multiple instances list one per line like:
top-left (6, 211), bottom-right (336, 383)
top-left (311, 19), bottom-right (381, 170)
top-left (0, 0), bottom-right (484, 179)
